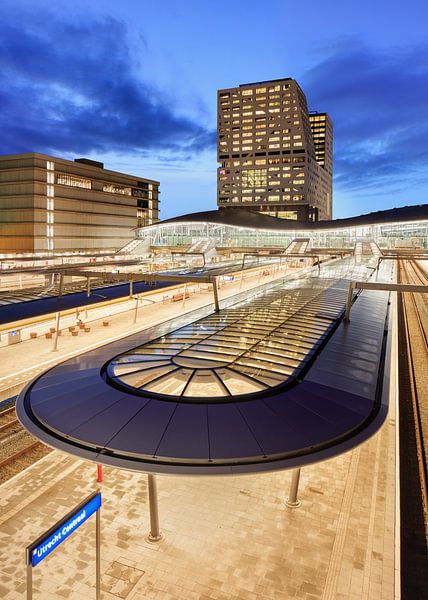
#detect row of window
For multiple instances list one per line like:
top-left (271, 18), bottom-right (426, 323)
top-left (222, 156), bottom-right (305, 168)
top-left (219, 193), bottom-right (305, 203)
top-left (57, 174), bottom-right (92, 189)
top-left (219, 83), bottom-right (290, 99)
top-left (54, 174), bottom-right (155, 198)
top-left (220, 133), bottom-right (302, 141)
top-left (220, 100), bottom-right (298, 110)
top-left (220, 93), bottom-right (293, 107)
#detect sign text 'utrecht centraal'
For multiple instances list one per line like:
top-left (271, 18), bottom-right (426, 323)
top-left (27, 492), bottom-right (101, 567)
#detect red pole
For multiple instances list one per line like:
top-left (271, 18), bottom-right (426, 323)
top-left (97, 464), bottom-right (103, 482)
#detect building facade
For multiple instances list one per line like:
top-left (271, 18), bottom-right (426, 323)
top-left (217, 78), bottom-right (333, 221)
top-left (0, 153), bottom-right (159, 253)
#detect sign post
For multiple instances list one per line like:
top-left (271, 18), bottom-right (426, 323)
top-left (26, 490), bottom-right (102, 599)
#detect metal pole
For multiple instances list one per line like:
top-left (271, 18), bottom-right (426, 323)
top-left (344, 282), bottom-right (355, 322)
top-left (129, 279), bottom-right (133, 298)
top-left (133, 295), bottom-right (139, 325)
top-left (87, 277), bottom-right (91, 297)
top-left (52, 273), bottom-right (64, 352)
top-left (182, 283), bottom-right (188, 308)
top-left (26, 563), bottom-right (32, 600)
top-left (285, 468), bottom-right (301, 508)
top-left (212, 278), bottom-right (220, 313)
top-left (147, 474), bottom-right (163, 542)
top-left (96, 507), bottom-right (101, 600)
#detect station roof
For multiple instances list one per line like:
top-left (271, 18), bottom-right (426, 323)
top-left (17, 264), bottom-right (390, 475)
top-left (148, 204), bottom-right (428, 231)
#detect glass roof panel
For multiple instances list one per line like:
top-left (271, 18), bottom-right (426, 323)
top-left (107, 278), bottom-right (346, 400)
top-left (183, 371), bottom-right (227, 397)
top-left (119, 365), bottom-right (179, 388)
top-left (144, 368), bottom-right (193, 395)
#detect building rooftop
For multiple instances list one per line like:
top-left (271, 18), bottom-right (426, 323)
top-left (152, 204), bottom-right (428, 231)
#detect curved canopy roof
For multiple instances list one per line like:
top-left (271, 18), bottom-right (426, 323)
top-left (149, 204), bottom-right (428, 232)
top-left (17, 270), bottom-right (391, 475)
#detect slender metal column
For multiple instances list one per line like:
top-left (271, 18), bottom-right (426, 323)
top-left (96, 508), bottom-right (101, 600)
top-left (26, 563), bottom-right (32, 600)
top-left (129, 279), bottom-right (133, 298)
top-left (133, 296), bottom-right (139, 324)
top-left (51, 273), bottom-right (64, 352)
top-left (344, 282), bottom-right (355, 322)
top-left (212, 278), bottom-right (220, 312)
top-left (285, 468), bottom-right (302, 508)
top-left (87, 277), bottom-right (91, 297)
top-left (147, 474), bottom-right (163, 542)
top-left (182, 283), bottom-right (188, 308)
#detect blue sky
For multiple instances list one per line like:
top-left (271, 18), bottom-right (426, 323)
top-left (1, 0), bottom-right (427, 219)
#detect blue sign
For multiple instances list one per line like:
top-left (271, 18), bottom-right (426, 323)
top-left (28, 492), bottom-right (101, 567)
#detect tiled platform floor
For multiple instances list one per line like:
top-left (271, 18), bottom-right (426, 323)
top-left (0, 400), bottom-right (396, 600)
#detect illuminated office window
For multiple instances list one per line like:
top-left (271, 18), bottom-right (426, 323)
top-left (241, 169), bottom-right (267, 187)
top-left (57, 174), bottom-right (92, 189)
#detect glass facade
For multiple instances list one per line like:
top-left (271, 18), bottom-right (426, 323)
top-left (136, 219), bottom-right (428, 250)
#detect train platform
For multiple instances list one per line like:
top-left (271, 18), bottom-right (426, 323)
top-left (0, 258), bottom-right (399, 599)
top-left (1, 312), bottom-right (398, 597)
top-left (0, 390), bottom-right (397, 600)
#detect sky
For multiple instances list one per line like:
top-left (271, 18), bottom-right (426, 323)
top-left (1, 0), bottom-right (427, 219)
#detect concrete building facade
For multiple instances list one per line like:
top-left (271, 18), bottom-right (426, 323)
top-left (0, 153), bottom-right (159, 253)
top-left (217, 78), bottom-right (333, 221)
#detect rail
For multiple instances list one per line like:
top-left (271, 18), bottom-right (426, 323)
top-left (396, 259), bottom-right (428, 596)
top-left (0, 441), bottom-right (42, 469)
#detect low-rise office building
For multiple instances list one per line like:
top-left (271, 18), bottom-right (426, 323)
top-left (0, 152), bottom-right (160, 253)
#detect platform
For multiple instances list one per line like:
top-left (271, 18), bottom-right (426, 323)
top-left (0, 403), bottom-right (396, 599)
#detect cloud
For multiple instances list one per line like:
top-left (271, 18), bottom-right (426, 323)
top-left (302, 42), bottom-right (428, 192)
top-left (0, 6), bottom-right (216, 158)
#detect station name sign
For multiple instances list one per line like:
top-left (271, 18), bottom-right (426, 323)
top-left (27, 491), bottom-right (101, 567)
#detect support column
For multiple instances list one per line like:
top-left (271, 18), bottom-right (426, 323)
top-left (182, 283), bottom-right (188, 308)
top-left (26, 562), bottom-right (32, 600)
top-left (96, 507), bottom-right (101, 600)
top-left (51, 273), bottom-right (64, 352)
top-left (285, 468), bottom-right (301, 508)
top-left (212, 277), bottom-right (220, 312)
top-left (147, 474), bottom-right (163, 542)
top-left (86, 277), bottom-right (91, 297)
top-left (129, 279), bottom-right (133, 299)
top-left (133, 295), bottom-right (139, 325)
top-left (344, 282), bottom-right (355, 322)
top-left (239, 269), bottom-right (244, 290)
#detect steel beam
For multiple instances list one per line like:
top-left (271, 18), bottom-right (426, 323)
top-left (344, 280), bottom-right (428, 321)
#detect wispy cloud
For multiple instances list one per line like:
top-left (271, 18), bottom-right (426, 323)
top-left (0, 6), bottom-right (216, 158)
top-left (303, 41), bottom-right (428, 192)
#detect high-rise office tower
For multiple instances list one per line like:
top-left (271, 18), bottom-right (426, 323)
top-left (217, 78), bottom-right (333, 221)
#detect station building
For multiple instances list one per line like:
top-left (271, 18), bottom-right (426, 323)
top-left (129, 204), bottom-right (428, 255)
top-left (0, 152), bottom-right (159, 254)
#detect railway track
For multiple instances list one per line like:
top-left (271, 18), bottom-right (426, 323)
top-left (397, 259), bottom-right (428, 598)
top-left (0, 394), bottom-right (51, 483)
